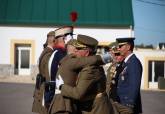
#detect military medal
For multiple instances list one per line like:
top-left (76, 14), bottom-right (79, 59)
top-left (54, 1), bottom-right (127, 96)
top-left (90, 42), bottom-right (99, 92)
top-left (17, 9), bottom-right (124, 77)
top-left (121, 76), bottom-right (124, 80)
top-left (112, 80), bottom-right (115, 84)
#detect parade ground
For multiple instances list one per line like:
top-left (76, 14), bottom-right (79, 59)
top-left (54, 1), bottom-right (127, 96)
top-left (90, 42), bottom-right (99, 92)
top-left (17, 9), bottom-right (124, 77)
top-left (0, 82), bottom-right (165, 114)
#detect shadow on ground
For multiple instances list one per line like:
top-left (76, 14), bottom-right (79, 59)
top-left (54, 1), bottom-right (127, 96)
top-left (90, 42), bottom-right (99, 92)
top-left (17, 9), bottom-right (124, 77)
top-left (0, 82), bottom-right (165, 114)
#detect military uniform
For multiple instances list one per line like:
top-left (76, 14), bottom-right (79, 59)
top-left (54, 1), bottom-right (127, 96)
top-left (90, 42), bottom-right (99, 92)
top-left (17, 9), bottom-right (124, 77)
top-left (61, 65), bottom-right (112, 114)
top-left (106, 63), bottom-right (118, 100)
top-left (106, 42), bottom-right (123, 100)
top-left (115, 38), bottom-right (143, 114)
top-left (41, 26), bottom-right (74, 111)
top-left (50, 26), bottom-right (74, 81)
top-left (49, 54), bottom-right (105, 114)
top-left (105, 42), bottom-right (125, 114)
top-left (49, 37), bottom-right (109, 114)
top-left (57, 35), bottom-right (113, 114)
top-left (32, 47), bottom-right (54, 114)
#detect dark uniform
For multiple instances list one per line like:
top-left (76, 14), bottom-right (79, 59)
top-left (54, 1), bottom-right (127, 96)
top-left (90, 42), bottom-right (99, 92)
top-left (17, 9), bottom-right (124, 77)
top-left (59, 35), bottom-right (113, 114)
top-left (114, 38), bottom-right (143, 114)
top-left (50, 26), bottom-right (74, 81)
top-left (32, 31), bottom-right (55, 114)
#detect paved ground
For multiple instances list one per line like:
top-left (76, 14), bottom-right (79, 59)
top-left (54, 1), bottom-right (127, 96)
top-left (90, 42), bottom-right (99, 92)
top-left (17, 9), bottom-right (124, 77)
top-left (0, 82), bottom-right (165, 114)
top-left (0, 75), bottom-right (35, 84)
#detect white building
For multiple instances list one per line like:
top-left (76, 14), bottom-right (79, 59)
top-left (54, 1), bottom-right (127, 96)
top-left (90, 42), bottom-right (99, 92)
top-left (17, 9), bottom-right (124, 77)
top-left (0, 0), bottom-right (164, 89)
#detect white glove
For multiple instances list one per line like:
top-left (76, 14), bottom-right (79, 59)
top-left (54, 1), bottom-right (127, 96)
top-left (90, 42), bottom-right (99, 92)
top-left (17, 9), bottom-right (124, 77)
top-left (56, 74), bottom-right (64, 90)
top-left (101, 52), bottom-right (116, 63)
top-left (55, 89), bottom-right (61, 94)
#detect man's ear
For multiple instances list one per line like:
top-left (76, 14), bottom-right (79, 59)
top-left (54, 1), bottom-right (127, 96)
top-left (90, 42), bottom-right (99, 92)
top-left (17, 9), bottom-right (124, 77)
top-left (85, 49), bottom-right (90, 56)
top-left (126, 44), bottom-right (131, 51)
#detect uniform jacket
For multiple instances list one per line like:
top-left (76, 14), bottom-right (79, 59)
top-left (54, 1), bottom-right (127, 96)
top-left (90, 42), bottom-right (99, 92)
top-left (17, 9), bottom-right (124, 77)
top-left (32, 47), bottom-right (53, 114)
top-left (50, 48), bottom-right (66, 81)
top-left (117, 54), bottom-right (143, 113)
top-left (106, 63), bottom-right (117, 97)
top-left (49, 54), bottom-right (105, 114)
top-left (106, 62), bottom-right (123, 101)
top-left (60, 65), bottom-right (112, 114)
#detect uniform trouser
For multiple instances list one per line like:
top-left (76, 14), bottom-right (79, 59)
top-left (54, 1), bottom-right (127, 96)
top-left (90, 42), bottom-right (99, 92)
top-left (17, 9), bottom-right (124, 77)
top-left (110, 99), bottom-right (133, 114)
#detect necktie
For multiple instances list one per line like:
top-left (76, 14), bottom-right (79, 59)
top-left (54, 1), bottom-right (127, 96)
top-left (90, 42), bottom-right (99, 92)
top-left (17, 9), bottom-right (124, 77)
top-left (122, 61), bottom-right (126, 68)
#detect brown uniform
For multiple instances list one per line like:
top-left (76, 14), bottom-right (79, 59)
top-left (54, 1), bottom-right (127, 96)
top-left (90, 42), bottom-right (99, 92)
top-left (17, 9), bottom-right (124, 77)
top-left (32, 47), bottom-right (53, 114)
top-left (106, 63), bottom-right (121, 114)
top-left (60, 65), bottom-right (113, 114)
top-left (106, 63), bottom-right (118, 98)
top-left (49, 54), bottom-right (105, 114)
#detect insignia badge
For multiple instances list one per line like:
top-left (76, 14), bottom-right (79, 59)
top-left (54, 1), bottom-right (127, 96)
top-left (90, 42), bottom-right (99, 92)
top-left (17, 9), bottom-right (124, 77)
top-left (112, 80), bottom-right (115, 84)
top-left (121, 76), bottom-right (124, 80)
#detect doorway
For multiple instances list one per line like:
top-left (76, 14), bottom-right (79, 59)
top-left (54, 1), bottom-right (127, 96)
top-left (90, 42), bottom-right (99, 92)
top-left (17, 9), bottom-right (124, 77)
top-left (15, 44), bottom-right (31, 75)
top-left (148, 60), bottom-right (165, 89)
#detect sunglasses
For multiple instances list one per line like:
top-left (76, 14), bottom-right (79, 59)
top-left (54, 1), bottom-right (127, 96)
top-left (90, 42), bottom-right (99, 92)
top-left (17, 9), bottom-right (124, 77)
top-left (114, 53), bottom-right (120, 56)
top-left (118, 44), bottom-right (126, 48)
top-left (76, 47), bottom-right (88, 50)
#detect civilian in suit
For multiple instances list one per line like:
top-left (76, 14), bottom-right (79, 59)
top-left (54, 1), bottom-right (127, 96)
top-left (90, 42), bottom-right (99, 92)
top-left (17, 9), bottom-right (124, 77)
top-left (113, 37), bottom-right (143, 114)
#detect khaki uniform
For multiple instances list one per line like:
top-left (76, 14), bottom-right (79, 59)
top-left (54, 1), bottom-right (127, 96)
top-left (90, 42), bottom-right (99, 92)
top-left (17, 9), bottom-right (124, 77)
top-left (32, 47), bottom-right (53, 114)
top-left (50, 34), bottom-right (114, 114)
top-left (106, 63), bottom-right (118, 98)
top-left (106, 63), bottom-right (121, 114)
top-left (60, 65), bottom-right (113, 114)
top-left (49, 54), bottom-right (104, 114)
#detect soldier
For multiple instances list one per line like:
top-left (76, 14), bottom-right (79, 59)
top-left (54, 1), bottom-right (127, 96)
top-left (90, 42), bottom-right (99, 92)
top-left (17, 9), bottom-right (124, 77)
top-left (50, 26), bottom-right (74, 81)
top-left (114, 37), bottom-right (143, 114)
top-left (49, 36), bottom-right (114, 114)
top-left (66, 39), bottom-right (78, 54)
top-left (55, 35), bottom-right (114, 114)
top-left (32, 31), bottom-right (56, 114)
top-left (106, 42), bottom-right (125, 114)
top-left (106, 42), bottom-right (125, 100)
top-left (44, 26), bottom-right (74, 108)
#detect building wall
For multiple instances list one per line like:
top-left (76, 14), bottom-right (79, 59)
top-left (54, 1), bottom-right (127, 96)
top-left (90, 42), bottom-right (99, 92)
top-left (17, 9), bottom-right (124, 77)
top-left (0, 26), bottom-right (132, 64)
top-left (1, 26), bottom-right (164, 89)
top-left (134, 49), bottom-right (165, 89)
top-left (0, 25), bottom-right (132, 77)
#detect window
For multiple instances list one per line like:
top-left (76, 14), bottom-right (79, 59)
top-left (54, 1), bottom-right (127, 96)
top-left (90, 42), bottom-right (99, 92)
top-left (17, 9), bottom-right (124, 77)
top-left (148, 60), bottom-right (165, 82)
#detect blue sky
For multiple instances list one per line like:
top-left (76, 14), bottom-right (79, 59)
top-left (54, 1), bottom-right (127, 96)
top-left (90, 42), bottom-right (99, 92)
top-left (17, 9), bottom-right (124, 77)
top-left (132, 0), bottom-right (165, 46)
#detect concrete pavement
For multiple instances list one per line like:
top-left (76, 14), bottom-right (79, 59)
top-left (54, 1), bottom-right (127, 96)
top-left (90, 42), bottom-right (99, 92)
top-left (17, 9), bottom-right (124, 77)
top-left (0, 82), bottom-right (165, 114)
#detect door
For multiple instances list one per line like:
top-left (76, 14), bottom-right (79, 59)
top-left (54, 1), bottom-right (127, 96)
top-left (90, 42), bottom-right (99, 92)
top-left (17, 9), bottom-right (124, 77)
top-left (17, 47), bottom-right (31, 75)
top-left (148, 60), bottom-right (165, 89)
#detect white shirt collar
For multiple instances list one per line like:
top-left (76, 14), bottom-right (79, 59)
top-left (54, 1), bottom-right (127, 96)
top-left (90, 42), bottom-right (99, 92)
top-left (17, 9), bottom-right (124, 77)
top-left (124, 53), bottom-right (134, 63)
top-left (47, 45), bottom-right (53, 50)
